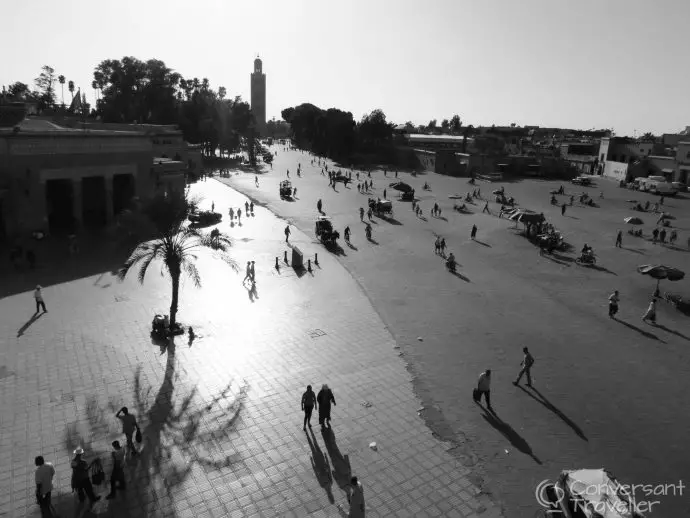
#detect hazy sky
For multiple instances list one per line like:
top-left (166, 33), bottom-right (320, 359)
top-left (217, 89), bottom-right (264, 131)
top-left (3, 0), bottom-right (689, 136)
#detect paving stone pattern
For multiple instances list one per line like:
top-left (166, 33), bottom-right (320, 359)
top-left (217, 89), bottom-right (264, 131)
top-left (0, 181), bottom-right (502, 517)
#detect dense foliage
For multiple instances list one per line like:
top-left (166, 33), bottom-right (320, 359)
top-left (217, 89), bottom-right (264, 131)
top-left (280, 104), bottom-right (393, 158)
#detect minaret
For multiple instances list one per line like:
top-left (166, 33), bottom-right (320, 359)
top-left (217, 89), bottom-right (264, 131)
top-left (250, 56), bottom-right (266, 136)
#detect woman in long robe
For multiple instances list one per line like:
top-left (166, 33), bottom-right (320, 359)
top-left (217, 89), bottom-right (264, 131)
top-left (317, 384), bottom-right (336, 428)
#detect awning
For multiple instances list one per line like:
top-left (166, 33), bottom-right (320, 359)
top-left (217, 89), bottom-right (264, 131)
top-left (661, 168), bottom-right (674, 173)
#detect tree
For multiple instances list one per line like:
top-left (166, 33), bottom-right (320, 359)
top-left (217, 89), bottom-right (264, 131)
top-left (427, 119), bottom-right (437, 130)
top-left (358, 109), bottom-right (393, 150)
top-left (441, 119), bottom-right (450, 131)
top-left (92, 80), bottom-right (99, 103)
top-left (58, 75), bottom-right (66, 105)
top-left (117, 192), bottom-right (238, 329)
top-left (68, 80), bottom-right (75, 101)
top-left (450, 114), bottom-right (462, 134)
top-left (218, 86), bottom-right (226, 100)
top-left (34, 65), bottom-right (57, 110)
top-left (7, 82), bottom-right (30, 99)
top-left (641, 132), bottom-right (655, 141)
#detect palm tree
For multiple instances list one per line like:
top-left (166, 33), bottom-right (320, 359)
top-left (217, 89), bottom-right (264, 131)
top-left (58, 75), bottom-right (66, 105)
top-left (117, 194), bottom-right (238, 329)
top-left (68, 80), bottom-right (75, 102)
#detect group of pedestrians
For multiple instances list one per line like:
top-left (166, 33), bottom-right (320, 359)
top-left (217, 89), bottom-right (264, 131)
top-left (301, 384), bottom-right (336, 430)
top-left (474, 347), bottom-right (535, 413)
top-left (228, 201), bottom-right (255, 223)
top-left (608, 289), bottom-right (659, 324)
top-left (34, 406), bottom-right (140, 515)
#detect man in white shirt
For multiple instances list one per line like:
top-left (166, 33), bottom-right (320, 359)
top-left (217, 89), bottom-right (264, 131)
top-left (477, 370), bottom-right (493, 412)
top-left (35, 455), bottom-right (55, 517)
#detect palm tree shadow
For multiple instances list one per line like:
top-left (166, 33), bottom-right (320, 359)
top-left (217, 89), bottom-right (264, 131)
top-left (480, 409), bottom-right (542, 465)
top-left (616, 319), bottom-right (665, 342)
top-left (62, 339), bottom-right (248, 517)
top-left (307, 430), bottom-right (335, 504)
top-left (517, 386), bottom-right (587, 441)
top-left (17, 312), bottom-right (44, 337)
top-left (321, 427), bottom-right (352, 493)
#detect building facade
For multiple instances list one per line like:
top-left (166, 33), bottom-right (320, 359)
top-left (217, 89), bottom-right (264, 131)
top-left (0, 119), bottom-right (187, 240)
top-left (559, 142), bottom-right (600, 174)
top-left (250, 57), bottom-right (267, 136)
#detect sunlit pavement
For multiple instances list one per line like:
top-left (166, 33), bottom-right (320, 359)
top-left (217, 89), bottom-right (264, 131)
top-left (216, 146), bottom-right (690, 518)
top-left (0, 180), bottom-right (502, 517)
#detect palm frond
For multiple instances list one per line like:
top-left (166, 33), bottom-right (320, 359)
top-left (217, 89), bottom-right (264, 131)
top-left (183, 261), bottom-right (202, 288)
top-left (138, 242), bottom-right (164, 284)
top-left (215, 251), bottom-right (240, 272)
top-left (118, 241), bottom-right (162, 282)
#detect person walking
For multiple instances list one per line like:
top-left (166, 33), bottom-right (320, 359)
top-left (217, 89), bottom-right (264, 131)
top-left (669, 229), bottom-right (677, 245)
top-left (237, 208), bottom-right (242, 222)
top-left (561, 203), bottom-right (567, 216)
top-left (243, 261), bottom-right (252, 283)
top-left (249, 261), bottom-right (256, 283)
top-left (659, 228), bottom-right (667, 243)
top-left (229, 207), bottom-right (234, 220)
top-left (293, 187), bottom-right (298, 198)
top-left (513, 347), bottom-right (534, 387)
top-left (115, 407), bottom-right (140, 456)
top-left (285, 225), bottom-right (291, 243)
top-left (70, 447), bottom-right (100, 506)
top-left (105, 441), bottom-right (126, 500)
top-left (34, 285), bottom-right (47, 313)
top-left (211, 201), bottom-right (215, 212)
top-left (245, 201), bottom-right (249, 214)
top-left (359, 207), bottom-right (364, 221)
top-left (287, 170), bottom-right (290, 178)
top-left (471, 224), bottom-right (477, 240)
top-left (482, 201), bottom-right (490, 214)
top-left (317, 199), bottom-right (322, 213)
top-left (344, 226), bottom-right (351, 242)
top-left (440, 238), bottom-right (447, 256)
top-left (642, 298), bottom-right (657, 324)
top-left (434, 236), bottom-right (441, 254)
top-left (250, 201), bottom-right (254, 214)
top-left (317, 384), bottom-right (336, 428)
top-left (476, 370), bottom-right (493, 412)
top-left (652, 227), bottom-right (659, 243)
top-left (608, 290), bottom-right (620, 318)
top-left (35, 455), bottom-right (56, 517)
top-left (615, 230), bottom-right (623, 248)
top-left (347, 476), bottom-right (365, 518)
top-left (255, 175), bottom-right (259, 187)
top-left (301, 385), bottom-right (318, 430)
top-left (383, 188), bottom-right (387, 199)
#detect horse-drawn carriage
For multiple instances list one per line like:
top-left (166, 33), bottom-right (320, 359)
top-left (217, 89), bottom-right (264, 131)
top-left (279, 180), bottom-right (293, 199)
top-left (333, 173), bottom-right (351, 186)
top-left (188, 210), bottom-right (222, 226)
top-left (315, 216), bottom-right (339, 244)
top-left (368, 198), bottom-right (393, 217)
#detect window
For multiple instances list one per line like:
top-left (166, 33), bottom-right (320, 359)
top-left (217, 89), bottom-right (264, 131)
top-left (686, 151), bottom-right (690, 160)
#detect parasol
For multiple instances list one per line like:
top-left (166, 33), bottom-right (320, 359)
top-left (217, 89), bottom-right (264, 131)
top-left (638, 264), bottom-right (685, 295)
top-left (624, 217), bottom-right (643, 225)
top-left (390, 181), bottom-right (413, 193)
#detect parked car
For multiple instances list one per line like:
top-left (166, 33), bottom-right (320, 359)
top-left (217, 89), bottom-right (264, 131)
top-left (671, 182), bottom-right (687, 193)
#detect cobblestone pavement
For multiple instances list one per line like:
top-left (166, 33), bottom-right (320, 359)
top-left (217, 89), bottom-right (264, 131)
top-left (0, 180), bottom-right (503, 517)
top-left (215, 147), bottom-right (690, 518)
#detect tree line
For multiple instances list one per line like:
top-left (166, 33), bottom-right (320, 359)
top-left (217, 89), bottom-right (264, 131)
top-left (3, 59), bottom-right (257, 157)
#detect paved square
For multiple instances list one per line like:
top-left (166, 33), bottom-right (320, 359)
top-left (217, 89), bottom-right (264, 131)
top-left (0, 180), bottom-right (501, 517)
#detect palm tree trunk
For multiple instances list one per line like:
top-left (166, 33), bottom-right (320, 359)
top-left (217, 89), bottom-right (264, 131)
top-left (170, 271), bottom-right (180, 328)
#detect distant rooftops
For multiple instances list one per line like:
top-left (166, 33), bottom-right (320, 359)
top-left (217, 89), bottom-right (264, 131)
top-left (406, 134), bottom-right (468, 142)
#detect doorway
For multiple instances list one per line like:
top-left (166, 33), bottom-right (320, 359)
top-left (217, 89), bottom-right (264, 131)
top-left (113, 174), bottom-right (136, 215)
top-left (45, 179), bottom-right (74, 233)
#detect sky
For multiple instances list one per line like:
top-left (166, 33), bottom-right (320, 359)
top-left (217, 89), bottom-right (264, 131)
top-left (2, 0), bottom-right (689, 136)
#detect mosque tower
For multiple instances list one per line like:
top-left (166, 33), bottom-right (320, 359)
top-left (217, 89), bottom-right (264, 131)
top-left (250, 56), bottom-right (266, 136)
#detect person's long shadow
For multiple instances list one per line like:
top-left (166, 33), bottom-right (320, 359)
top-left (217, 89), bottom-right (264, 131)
top-left (367, 237), bottom-right (379, 245)
top-left (307, 430), bottom-right (335, 503)
top-left (622, 247), bottom-right (645, 254)
top-left (449, 270), bottom-right (471, 282)
top-left (616, 319), bottom-right (665, 342)
top-left (480, 409), bottom-right (542, 465)
top-left (517, 386), bottom-right (587, 441)
top-left (588, 264), bottom-right (618, 275)
top-left (17, 312), bottom-right (44, 337)
top-left (473, 240), bottom-right (492, 247)
top-left (321, 427), bottom-right (352, 492)
top-left (346, 241), bottom-right (358, 251)
top-left (655, 323), bottom-right (690, 341)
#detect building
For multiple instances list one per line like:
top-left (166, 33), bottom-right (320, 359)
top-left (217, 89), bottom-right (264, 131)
top-left (599, 137), bottom-right (656, 180)
top-left (559, 142), bottom-right (600, 174)
top-left (250, 57), bottom-right (266, 136)
top-left (0, 116), bottom-right (187, 240)
top-left (404, 134), bottom-right (470, 152)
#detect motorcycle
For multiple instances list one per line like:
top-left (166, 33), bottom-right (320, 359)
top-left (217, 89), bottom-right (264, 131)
top-left (575, 252), bottom-right (597, 265)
